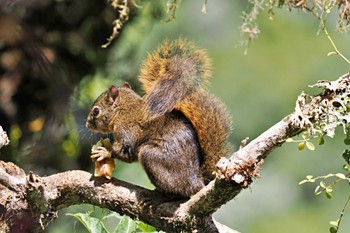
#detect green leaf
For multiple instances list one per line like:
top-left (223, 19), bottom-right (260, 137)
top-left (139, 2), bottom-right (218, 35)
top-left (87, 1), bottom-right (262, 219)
top-left (342, 149), bottom-right (350, 164)
top-left (114, 215), bottom-right (137, 233)
top-left (330, 219), bottom-right (339, 227)
top-left (343, 164), bottom-right (350, 171)
top-left (104, 212), bottom-right (121, 219)
top-left (286, 138), bottom-right (293, 142)
top-left (298, 141), bottom-right (305, 151)
top-left (326, 186), bottom-right (333, 193)
top-left (201, 2), bottom-right (208, 13)
top-left (306, 141), bottom-right (315, 151)
top-left (317, 136), bottom-right (325, 145)
top-left (298, 179), bottom-right (308, 185)
top-left (335, 173), bottom-right (346, 180)
top-left (325, 191), bottom-right (333, 199)
top-left (344, 138), bottom-right (350, 145)
top-left (136, 221), bottom-right (157, 232)
top-left (304, 175), bottom-right (315, 183)
top-left (315, 185), bottom-right (321, 195)
top-left (329, 226), bottom-right (337, 233)
top-left (67, 213), bottom-right (108, 233)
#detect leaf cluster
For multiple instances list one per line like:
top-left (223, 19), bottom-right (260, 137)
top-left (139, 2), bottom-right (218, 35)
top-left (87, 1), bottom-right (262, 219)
top-left (299, 166), bottom-right (350, 233)
top-left (68, 212), bottom-right (163, 233)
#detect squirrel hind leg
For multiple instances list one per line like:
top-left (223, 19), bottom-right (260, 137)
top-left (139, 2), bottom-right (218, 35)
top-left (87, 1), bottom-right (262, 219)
top-left (138, 145), bottom-right (205, 197)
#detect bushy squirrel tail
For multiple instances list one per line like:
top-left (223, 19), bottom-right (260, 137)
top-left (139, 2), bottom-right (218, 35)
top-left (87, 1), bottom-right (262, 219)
top-left (139, 38), bottom-right (232, 180)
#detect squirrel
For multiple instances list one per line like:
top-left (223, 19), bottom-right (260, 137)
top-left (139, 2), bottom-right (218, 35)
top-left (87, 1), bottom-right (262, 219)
top-left (86, 38), bottom-right (232, 197)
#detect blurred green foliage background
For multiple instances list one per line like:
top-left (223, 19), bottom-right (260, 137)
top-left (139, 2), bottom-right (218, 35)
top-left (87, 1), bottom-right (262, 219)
top-left (1, 1), bottom-right (350, 232)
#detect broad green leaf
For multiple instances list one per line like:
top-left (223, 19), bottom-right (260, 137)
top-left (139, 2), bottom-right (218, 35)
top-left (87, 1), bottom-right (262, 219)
top-left (114, 215), bottom-right (137, 233)
top-left (67, 213), bottom-right (108, 233)
top-left (103, 212), bottom-right (122, 221)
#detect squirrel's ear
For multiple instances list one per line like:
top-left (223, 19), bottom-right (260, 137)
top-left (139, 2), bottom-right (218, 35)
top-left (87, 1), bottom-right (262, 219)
top-left (108, 85), bottom-right (119, 101)
top-left (123, 82), bottom-right (131, 89)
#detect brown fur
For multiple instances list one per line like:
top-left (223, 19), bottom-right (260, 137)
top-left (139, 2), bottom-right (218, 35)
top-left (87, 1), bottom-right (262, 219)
top-left (86, 38), bottom-right (232, 196)
top-left (139, 38), bottom-right (232, 181)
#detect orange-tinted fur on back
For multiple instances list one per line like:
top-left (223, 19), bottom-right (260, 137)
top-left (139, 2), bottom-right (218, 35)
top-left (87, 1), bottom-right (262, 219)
top-left (86, 38), bottom-right (232, 196)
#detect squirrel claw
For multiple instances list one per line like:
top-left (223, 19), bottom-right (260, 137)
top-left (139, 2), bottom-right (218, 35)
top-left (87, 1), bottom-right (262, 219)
top-left (91, 146), bottom-right (112, 161)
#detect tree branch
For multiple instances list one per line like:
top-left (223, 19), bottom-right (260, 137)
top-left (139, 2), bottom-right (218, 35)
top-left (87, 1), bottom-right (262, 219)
top-left (0, 165), bottom-right (237, 232)
top-left (0, 73), bottom-right (349, 232)
top-left (178, 113), bottom-right (303, 217)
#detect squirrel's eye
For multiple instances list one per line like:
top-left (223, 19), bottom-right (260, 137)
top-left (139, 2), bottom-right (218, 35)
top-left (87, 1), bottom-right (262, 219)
top-left (92, 107), bottom-right (100, 117)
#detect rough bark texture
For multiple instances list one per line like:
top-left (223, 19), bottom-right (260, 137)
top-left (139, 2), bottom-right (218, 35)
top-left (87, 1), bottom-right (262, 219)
top-left (0, 73), bottom-right (349, 232)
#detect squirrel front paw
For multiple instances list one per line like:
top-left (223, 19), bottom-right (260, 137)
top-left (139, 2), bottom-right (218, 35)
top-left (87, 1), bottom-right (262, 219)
top-left (91, 138), bottom-right (115, 179)
top-left (91, 138), bottom-right (113, 161)
top-left (91, 146), bottom-right (112, 162)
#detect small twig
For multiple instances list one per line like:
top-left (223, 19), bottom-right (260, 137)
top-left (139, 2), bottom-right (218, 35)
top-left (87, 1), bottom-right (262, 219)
top-left (323, 23), bottom-right (350, 65)
top-left (336, 193), bottom-right (350, 232)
